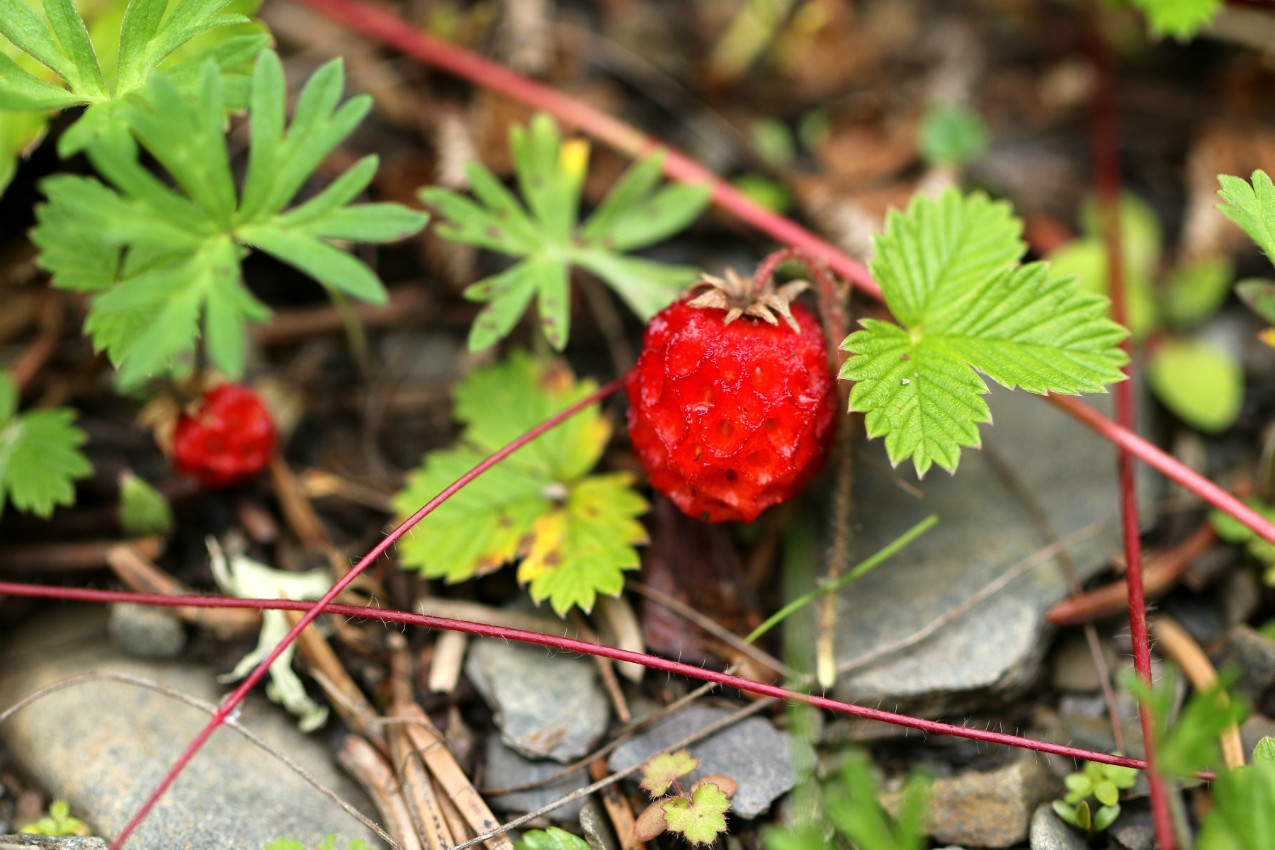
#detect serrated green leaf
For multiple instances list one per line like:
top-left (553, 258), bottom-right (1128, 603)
top-left (641, 750), bottom-right (699, 797)
top-left (514, 827), bottom-right (591, 850)
top-left (869, 189), bottom-right (1022, 328)
top-left (1148, 337), bottom-right (1243, 433)
top-left (0, 50), bottom-right (83, 109)
top-left (662, 782), bottom-right (730, 845)
top-left (35, 49), bottom-right (424, 384)
top-left (43, 0), bottom-right (107, 97)
top-left (1130, 0), bottom-right (1223, 39)
top-left (393, 353), bottom-right (646, 614)
top-left (1256, 737), bottom-right (1275, 767)
top-left (1219, 171), bottom-right (1275, 266)
top-left (421, 113), bottom-right (709, 352)
top-left (0, 374), bottom-right (91, 519)
top-left (841, 189), bottom-right (1129, 476)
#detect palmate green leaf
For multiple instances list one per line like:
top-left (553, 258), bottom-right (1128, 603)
top-left (0, 371), bottom-right (92, 519)
top-left (392, 353), bottom-right (647, 615)
top-left (840, 189), bottom-right (1129, 477)
top-left (1130, 0), bottom-right (1223, 39)
top-left (420, 112), bottom-right (710, 352)
top-left (1219, 170), bottom-right (1275, 266)
top-left (641, 750), bottom-right (699, 797)
top-left (33, 49), bottom-right (427, 385)
top-left (662, 782), bottom-right (731, 845)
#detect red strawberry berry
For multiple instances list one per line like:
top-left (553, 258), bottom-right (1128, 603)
top-left (626, 271), bottom-right (836, 523)
top-left (173, 384), bottom-right (276, 488)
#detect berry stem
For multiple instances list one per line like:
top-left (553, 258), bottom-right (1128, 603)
top-left (102, 378), bottom-right (624, 850)
top-left (1086, 22), bottom-right (1174, 848)
top-left (0, 578), bottom-right (1211, 780)
top-left (286, 0), bottom-right (1275, 547)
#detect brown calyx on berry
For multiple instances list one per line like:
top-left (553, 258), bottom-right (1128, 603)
top-left (686, 268), bottom-right (809, 333)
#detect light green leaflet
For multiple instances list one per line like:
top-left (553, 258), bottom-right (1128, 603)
top-left (840, 189), bottom-right (1128, 476)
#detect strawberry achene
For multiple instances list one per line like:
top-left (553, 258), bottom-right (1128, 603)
top-left (626, 293), bottom-right (835, 523)
top-left (172, 384), bottom-right (276, 488)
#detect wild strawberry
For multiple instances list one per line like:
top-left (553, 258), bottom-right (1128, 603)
top-left (626, 270), bottom-right (836, 523)
top-left (172, 384), bottom-right (276, 488)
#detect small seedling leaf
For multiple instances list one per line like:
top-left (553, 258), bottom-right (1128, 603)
top-left (514, 827), bottom-right (591, 850)
top-left (393, 353), bottom-right (647, 615)
top-left (1147, 337), bottom-right (1243, 433)
top-left (842, 189), bottom-right (1128, 476)
top-left (641, 750), bottom-right (699, 796)
top-left (1130, 0), bottom-right (1223, 39)
top-left (634, 800), bottom-right (670, 842)
top-left (119, 471), bottom-right (174, 538)
top-left (1162, 255), bottom-right (1233, 327)
top-left (421, 113), bottom-right (708, 352)
top-left (918, 102), bottom-right (988, 167)
top-left (0, 371), bottom-right (92, 519)
top-left (1063, 771), bottom-right (1092, 804)
top-left (1093, 803), bottom-right (1121, 832)
top-left (1218, 170), bottom-right (1275, 266)
top-left (662, 781), bottom-right (731, 845)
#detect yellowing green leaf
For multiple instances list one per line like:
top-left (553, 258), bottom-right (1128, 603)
top-left (393, 353), bottom-right (647, 615)
top-left (1148, 338), bottom-right (1243, 433)
top-left (641, 750), bottom-right (699, 797)
top-left (662, 781), bottom-right (731, 845)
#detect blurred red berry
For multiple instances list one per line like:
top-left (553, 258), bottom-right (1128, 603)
top-left (173, 384), bottom-right (276, 488)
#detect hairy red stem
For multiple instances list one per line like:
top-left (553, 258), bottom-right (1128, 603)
top-left (1087, 24), bottom-right (1174, 848)
top-left (287, 0), bottom-right (1275, 547)
top-left (1, 580), bottom-right (1196, 779)
top-left (103, 378), bottom-right (623, 849)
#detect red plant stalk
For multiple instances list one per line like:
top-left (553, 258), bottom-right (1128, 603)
top-left (1087, 23), bottom-right (1174, 849)
top-left (0, 580), bottom-right (1194, 779)
top-left (287, 0), bottom-right (1275, 547)
top-left (101, 378), bottom-right (622, 849)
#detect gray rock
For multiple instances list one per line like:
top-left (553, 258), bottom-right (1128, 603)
top-left (466, 637), bottom-right (609, 763)
top-left (1216, 625), bottom-right (1275, 703)
top-left (0, 607), bottom-right (381, 850)
top-left (1029, 804), bottom-right (1088, 850)
top-left (834, 386), bottom-right (1141, 714)
top-left (0, 838), bottom-right (108, 850)
top-left (107, 602), bottom-right (186, 660)
top-left (482, 737), bottom-right (589, 822)
top-left (913, 753), bottom-right (1060, 848)
top-left (608, 705), bottom-right (794, 819)
top-left (1109, 804), bottom-right (1156, 850)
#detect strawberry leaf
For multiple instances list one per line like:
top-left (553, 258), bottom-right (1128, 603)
top-left (641, 750), bottom-right (699, 797)
top-left (1218, 170), bottom-right (1275, 268)
top-left (662, 781), bottom-right (731, 845)
top-left (392, 352), bottom-right (647, 615)
top-left (0, 370), bottom-right (91, 519)
top-left (1129, 0), bottom-right (1222, 39)
top-left (32, 50), bottom-right (427, 386)
top-left (840, 189), bottom-right (1128, 477)
top-left (420, 112), bottom-right (710, 352)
